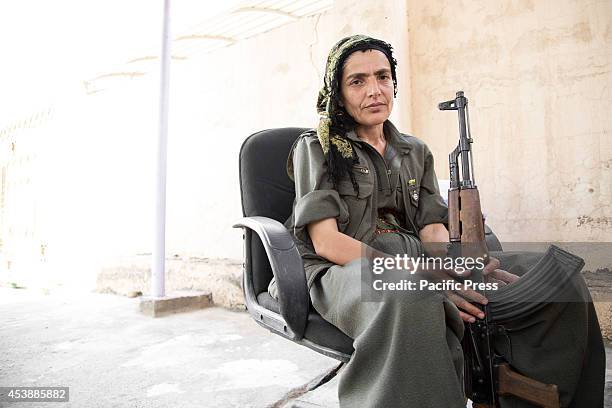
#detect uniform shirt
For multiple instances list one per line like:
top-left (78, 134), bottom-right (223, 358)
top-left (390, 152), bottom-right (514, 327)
top-left (274, 120), bottom-right (448, 295)
top-left (369, 138), bottom-right (426, 258)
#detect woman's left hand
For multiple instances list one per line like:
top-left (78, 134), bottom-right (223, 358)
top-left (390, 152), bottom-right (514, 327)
top-left (445, 256), bottom-right (520, 323)
top-left (482, 256), bottom-right (520, 287)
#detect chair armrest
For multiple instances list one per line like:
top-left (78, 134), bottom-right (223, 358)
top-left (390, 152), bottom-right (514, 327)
top-left (233, 216), bottom-right (309, 339)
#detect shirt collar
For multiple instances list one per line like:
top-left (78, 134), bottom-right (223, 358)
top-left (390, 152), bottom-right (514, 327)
top-left (345, 120), bottom-right (413, 154)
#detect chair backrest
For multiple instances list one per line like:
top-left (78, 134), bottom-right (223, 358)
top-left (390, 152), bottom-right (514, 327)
top-left (239, 128), bottom-right (309, 294)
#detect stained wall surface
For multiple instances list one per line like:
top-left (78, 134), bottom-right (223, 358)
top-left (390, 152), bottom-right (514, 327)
top-left (1, 0), bottom-right (610, 289)
top-left (0, 0), bottom-right (412, 286)
top-left (140, 0), bottom-right (412, 260)
top-left (406, 0), bottom-right (612, 242)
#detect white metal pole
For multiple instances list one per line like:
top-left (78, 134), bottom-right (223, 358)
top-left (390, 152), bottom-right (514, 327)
top-left (152, 0), bottom-right (171, 298)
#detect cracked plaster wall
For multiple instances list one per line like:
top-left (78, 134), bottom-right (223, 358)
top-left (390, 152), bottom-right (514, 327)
top-left (406, 0), bottom-right (612, 243)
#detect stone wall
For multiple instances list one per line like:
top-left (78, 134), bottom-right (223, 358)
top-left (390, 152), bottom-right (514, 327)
top-left (96, 255), bottom-right (244, 310)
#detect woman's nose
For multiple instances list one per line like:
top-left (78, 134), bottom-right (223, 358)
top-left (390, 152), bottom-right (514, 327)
top-left (367, 78), bottom-right (381, 96)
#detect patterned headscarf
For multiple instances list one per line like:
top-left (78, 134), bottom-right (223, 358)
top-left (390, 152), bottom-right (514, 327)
top-left (316, 35), bottom-right (398, 190)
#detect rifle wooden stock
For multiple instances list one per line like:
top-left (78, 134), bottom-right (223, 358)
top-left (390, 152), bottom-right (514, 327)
top-left (474, 364), bottom-right (560, 408)
top-left (497, 363), bottom-right (560, 408)
top-left (448, 188), bottom-right (488, 259)
top-left (472, 363), bottom-right (560, 408)
top-left (458, 188), bottom-right (486, 244)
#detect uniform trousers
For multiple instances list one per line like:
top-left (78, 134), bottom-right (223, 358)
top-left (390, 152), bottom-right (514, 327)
top-left (309, 246), bottom-right (605, 408)
top-left (310, 257), bottom-right (467, 408)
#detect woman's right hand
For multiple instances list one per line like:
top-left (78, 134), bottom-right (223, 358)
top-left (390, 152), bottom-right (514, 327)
top-left (445, 285), bottom-right (487, 323)
top-left (420, 258), bottom-right (519, 323)
top-left (444, 257), bottom-right (519, 323)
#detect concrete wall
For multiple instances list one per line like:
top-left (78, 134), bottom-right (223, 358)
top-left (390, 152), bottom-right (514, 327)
top-left (117, 0), bottom-right (412, 261)
top-left (0, 0), bottom-right (412, 288)
top-left (1, 0), bottom-right (610, 291)
top-left (406, 0), bottom-right (612, 242)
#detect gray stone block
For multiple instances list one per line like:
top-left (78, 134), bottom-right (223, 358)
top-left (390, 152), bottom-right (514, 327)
top-left (139, 290), bottom-right (212, 317)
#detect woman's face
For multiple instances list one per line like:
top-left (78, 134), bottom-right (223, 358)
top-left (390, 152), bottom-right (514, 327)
top-left (339, 49), bottom-right (394, 127)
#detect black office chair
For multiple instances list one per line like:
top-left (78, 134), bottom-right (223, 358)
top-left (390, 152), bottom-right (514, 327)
top-left (233, 128), bottom-right (503, 363)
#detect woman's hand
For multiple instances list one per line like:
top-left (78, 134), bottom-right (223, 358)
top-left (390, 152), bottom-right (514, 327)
top-left (445, 285), bottom-right (487, 323)
top-left (415, 257), bottom-right (519, 323)
top-left (446, 256), bottom-right (520, 323)
top-left (482, 256), bottom-right (520, 287)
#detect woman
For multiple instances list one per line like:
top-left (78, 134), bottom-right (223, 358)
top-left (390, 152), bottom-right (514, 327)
top-left (272, 35), bottom-right (605, 407)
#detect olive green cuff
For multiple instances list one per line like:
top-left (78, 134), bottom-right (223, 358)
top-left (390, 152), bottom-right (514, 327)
top-left (293, 190), bottom-right (350, 242)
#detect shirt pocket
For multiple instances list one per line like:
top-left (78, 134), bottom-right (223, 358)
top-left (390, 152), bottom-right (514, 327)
top-left (337, 168), bottom-right (374, 236)
top-left (337, 180), bottom-right (374, 198)
top-left (337, 165), bottom-right (374, 199)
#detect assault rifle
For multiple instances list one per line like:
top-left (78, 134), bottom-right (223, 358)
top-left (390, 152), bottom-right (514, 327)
top-left (439, 91), bottom-right (560, 408)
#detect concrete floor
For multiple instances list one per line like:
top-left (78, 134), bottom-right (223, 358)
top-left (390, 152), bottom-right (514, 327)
top-left (0, 287), bottom-right (610, 407)
top-left (0, 288), bottom-right (338, 408)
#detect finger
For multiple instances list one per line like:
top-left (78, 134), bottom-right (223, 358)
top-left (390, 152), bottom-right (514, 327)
top-left (489, 268), bottom-right (520, 284)
top-left (452, 267), bottom-right (472, 278)
top-left (482, 257), bottom-right (501, 275)
top-left (447, 292), bottom-right (485, 319)
top-left (455, 284), bottom-right (488, 305)
top-left (417, 267), bottom-right (459, 282)
top-left (459, 311), bottom-right (476, 323)
top-left (488, 277), bottom-right (507, 287)
top-left (417, 260), bottom-right (472, 279)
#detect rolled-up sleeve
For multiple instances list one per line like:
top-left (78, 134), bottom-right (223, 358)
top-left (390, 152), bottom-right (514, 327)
top-left (415, 144), bottom-right (449, 230)
top-left (290, 136), bottom-right (350, 242)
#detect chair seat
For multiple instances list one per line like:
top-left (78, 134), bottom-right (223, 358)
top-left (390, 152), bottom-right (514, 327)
top-left (257, 292), bottom-right (354, 355)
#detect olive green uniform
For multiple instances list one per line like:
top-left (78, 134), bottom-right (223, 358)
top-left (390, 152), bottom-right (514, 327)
top-left (271, 120), bottom-right (466, 407)
top-left (281, 120), bottom-right (448, 290)
top-left (270, 120), bottom-right (605, 407)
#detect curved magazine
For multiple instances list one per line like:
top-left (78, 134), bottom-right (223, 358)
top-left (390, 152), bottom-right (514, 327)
top-left (488, 245), bottom-right (587, 321)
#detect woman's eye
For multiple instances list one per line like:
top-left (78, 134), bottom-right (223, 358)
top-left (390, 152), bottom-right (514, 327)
top-left (350, 80), bottom-right (362, 85)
